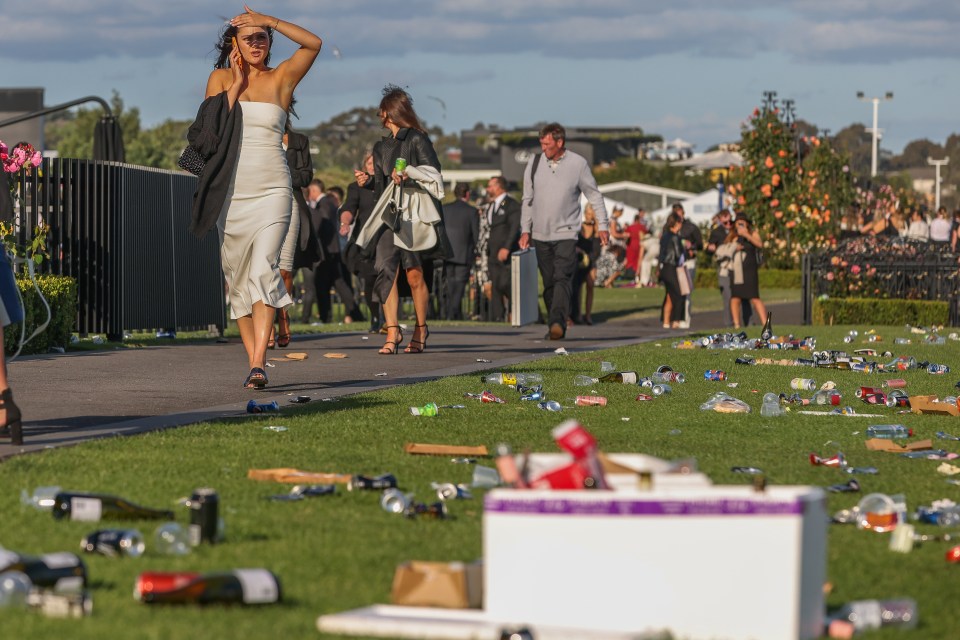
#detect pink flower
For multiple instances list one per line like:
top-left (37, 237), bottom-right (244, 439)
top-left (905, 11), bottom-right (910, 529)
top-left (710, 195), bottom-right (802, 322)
top-left (850, 265), bottom-right (861, 275)
top-left (825, 272), bottom-right (835, 281)
top-left (30, 151), bottom-right (41, 167)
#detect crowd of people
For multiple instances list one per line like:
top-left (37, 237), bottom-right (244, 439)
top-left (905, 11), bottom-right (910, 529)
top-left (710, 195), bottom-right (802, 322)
top-left (840, 204), bottom-right (960, 249)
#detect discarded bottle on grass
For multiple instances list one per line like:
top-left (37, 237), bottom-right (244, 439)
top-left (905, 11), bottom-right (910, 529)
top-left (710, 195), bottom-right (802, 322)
top-left (80, 529), bottom-right (145, 558)
top-left (481, 372), bottom-right (543, 386)
top-left (811, 390), bottom-right (841, 406)
top-left (894, 337), bottom-right (911, 345)
top-left (573, 375), bottom-right (599, 386)
top-left (0, 550), bottom-right (86, 593)
top-left (247, 400), bottom-right (280, 414)
top-left (574, 396), bottom-right (607, 406)
top-left (790, 378), bottom-right (816, 391)
top-left (348, 473), bottom-right (398, 491)
top-left (760, 312), bottom-right (773, 341)
top-left (915, 505), bottom-right (960, 527)
top-left (651, 384), bottom-right (672, 396)
top-left (464, 391), bottom-right (505, 404)
top-left (380, 489), bottom-right (413, 514)
top-left (599, 371), bottom-right (638, 384)
top-left (51, 492), bottom-right (174, 522)
top-left (828, 598), bottom-right (917, 636)
top-left (735, 356), bottom-right (756, 366)
top-left (866, 424), bottom-right (913, 439)
top-left (537, 400), bottom-right (562, 412)
top-left (409, 402), bottom-right (439, 416)
top-left (134, 569), bottom-right (281, 605)
top-left (760, 393), bottom-right (785, 417)
top-left (0, 571), bottom-right (32, 608)
top-left (885, 391), bottom-right (910, 408)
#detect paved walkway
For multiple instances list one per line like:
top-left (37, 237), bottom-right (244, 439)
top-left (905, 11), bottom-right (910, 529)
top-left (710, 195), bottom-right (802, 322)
top-left (0, 302), bottom-right (802, 460)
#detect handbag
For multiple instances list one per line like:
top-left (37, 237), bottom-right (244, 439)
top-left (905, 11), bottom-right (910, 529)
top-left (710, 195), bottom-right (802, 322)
top-left (677, 266), bottom-right (691, 296)
top-left (177, 145), bottom-right (206, 177)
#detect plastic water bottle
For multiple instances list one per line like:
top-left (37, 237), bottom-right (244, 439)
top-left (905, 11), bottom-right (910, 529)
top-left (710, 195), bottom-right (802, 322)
top-left (790, 378), bottom-right (816, 391)
top-left (0, 571), bottom-right (32, 608)
top-left (760, 392), bottom-right (785, 417)
top-left (828, 598), bottom-right (917, 636)
top-left (573, 375), bottom-right (599, 386)
top-left (481, 372), bottom-right (543, 386)
top-left (865, 424), bottom-right (913, 439)
top-left (537, 400), bottom-right (562, 412)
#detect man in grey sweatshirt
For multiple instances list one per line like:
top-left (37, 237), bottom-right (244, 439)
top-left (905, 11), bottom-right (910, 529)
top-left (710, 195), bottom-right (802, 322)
top-left (519, 123), bottom-right (609, 339)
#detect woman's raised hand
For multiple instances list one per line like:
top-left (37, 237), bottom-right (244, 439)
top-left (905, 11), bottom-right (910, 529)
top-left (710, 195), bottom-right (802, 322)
top-left (354, 169), bottom-right (369, 187)
top-left (231, 5), bottom-right (276, 29)
top-left (230, 46), bottom-right (246, 85)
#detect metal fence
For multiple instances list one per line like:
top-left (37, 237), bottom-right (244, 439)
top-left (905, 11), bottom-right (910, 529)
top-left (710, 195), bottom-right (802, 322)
top-left (801, 236), bottom-right (960, 325)
top-left (12, 158), bottom-right (225, 338)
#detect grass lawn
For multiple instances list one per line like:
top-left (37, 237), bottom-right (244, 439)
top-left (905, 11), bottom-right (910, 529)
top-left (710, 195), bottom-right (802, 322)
top-left (4, 322), bottom-right (960, 638)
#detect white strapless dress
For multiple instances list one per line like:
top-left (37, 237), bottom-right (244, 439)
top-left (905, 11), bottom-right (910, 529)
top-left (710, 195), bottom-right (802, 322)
top-left (217, 101), bottom-right (293, 319)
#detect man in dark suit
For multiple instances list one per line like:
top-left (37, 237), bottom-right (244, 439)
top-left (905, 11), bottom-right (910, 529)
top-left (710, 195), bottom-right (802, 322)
top-left (441, 183), bottom-right (479, 320)
top-left (485, 175), bottom-right (522, 322)
top-left (310, 179), bottom-right (362, 323)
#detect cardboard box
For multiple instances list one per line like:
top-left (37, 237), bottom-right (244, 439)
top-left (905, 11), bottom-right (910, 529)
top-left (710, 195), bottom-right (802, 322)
top-left (910, 395), bottom-right (960, 416)
top-left (390, 561), bottom-right (482, 609)
top-left (484, 485), bottom-right (826, 640)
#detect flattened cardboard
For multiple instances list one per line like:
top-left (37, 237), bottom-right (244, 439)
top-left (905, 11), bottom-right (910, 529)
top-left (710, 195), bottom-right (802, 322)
top-left (247, 468), bottom-right (352, 484)
top-left (390, 561), bottom-right (482, 609)
top-left (910, 395), bottom-right (960, 416)
top-left (404, 443), bottom-right (489, 457)
top-left (864, 438), bottom-right (933, 453)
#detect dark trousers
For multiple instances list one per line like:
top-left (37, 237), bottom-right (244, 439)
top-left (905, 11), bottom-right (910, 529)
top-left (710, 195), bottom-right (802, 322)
top-left (315, 257), bottom-right (358, 323)
top-left (443, 263), bottom-right (470, 320)
top-left (533, 239), bottom-right (577, 329)
top-left (488, 259), bottom-right (511, 322)
top-left (299, 267), bottom-right (316, 323)
top-left (659, 265), bottom-right (686, 323)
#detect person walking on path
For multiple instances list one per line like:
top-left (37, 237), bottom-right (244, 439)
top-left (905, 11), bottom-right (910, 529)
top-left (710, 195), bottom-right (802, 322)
top-left (658, 212), bottom-right (687, 329)
top-left (485, 175), bottom-right (521, 322)
top-left (727, 216), bottom-right (768, 329)
top-left (518, 123), bottom-right (609, 340)
top-left (341, 153), bottom-right (382, 332)
top-left (355, 86), bottom-right (445, 355)
top-left (194, 6), bottom-right (321, 389)
top-left (441, 183), bottom-right (480, 320)
top-left (673, 203), bottom-right (702, 329)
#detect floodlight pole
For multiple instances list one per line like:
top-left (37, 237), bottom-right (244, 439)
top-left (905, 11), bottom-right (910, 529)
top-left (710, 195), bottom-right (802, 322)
top-left (857, 91), bottom-right (893, 178)
top-left (928, 156), bottom-right (950, 210)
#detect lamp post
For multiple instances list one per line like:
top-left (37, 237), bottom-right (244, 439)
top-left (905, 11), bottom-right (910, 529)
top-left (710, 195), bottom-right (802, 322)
top-left (927, 156), bottom-right (950, 210)
top-left (856, 91), bottom-right (894, 178)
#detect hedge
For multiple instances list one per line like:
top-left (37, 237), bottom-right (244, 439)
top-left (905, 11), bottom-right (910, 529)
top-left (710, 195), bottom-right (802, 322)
top-left (812, 297), bottom-right (949, 327)
top-left (4, 275), bottom-right (77, 355)
top-left (694, 268), bottom-right (802, 290)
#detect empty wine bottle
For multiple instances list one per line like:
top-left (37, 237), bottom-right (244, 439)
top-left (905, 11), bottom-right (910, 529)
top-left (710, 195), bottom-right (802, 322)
top-left (51, 492), bottom-right (174, 522)
top-left (598, 371), bottom-right (638, 384)
top-left (347, 473), bottom-right (397, 491)
top-left (480, 372), bottom-right (543, 386)
top-left (760, 312), bottom-right (773, 341)
top-left (134, 569), bottom-right (282, 605)
top-left (0, 549), bottom-right (87, 593)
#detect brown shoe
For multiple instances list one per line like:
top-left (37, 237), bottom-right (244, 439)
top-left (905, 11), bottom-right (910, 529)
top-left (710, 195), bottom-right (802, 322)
top-left (548, 323), bottom-right (565, 340)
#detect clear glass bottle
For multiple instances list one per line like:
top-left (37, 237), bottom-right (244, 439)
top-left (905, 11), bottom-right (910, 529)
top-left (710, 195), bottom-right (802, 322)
top-left (828, 598), bottom-right (917, 636)
top-left (865, 424), bottom-right (913, 439)
top-left (480, 372), bottom-right (543, 386)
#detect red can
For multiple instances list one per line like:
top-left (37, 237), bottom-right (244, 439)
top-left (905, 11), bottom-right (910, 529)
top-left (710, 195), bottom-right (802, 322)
top-left (884, 378), bottom-right (907, 389)
top-left (809, 452), bottom-right (845, 468)
top-left (574, 396), bottom-right (607, 407)
top-left (856, 387), bottom-right (884, 399)
top-left (479, 391), bottom-right (505, 404)
top-left (862, 392), bottom-right (888, 405)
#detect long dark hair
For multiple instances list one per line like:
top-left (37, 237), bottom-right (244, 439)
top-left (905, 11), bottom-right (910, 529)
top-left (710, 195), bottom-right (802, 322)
top-left (213, 24), bottom-right (274, 69)
top-left (379, 85), bottom-right (426, 134)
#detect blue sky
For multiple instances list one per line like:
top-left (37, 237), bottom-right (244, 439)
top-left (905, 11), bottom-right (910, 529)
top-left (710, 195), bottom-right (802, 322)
top-left (1, 1), bottom-right (958, 153)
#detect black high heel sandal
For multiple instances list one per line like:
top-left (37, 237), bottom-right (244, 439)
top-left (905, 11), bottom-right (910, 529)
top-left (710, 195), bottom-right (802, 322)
top-left (404, 324), bottom-right (430, 354)
top-left (243, 368), bottom-right (268, 389)
top-left (378, 325), bottom-right (403, 355)
top-left (0, 388), bottom-right (23, 445)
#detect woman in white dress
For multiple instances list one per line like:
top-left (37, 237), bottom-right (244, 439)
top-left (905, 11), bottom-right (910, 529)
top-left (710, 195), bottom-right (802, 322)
top-left (205, 5), bottom-right (321, 388)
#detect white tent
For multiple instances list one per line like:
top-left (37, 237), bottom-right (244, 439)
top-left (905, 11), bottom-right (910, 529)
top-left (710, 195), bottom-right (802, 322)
top-left (648, 188), bottom-right (726, 226)
top-left (671, 150), bottom-right (743, 171)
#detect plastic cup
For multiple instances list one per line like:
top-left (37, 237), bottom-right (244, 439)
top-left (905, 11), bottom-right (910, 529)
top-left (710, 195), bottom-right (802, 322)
top-left (0, 571), bottom-right (32, 608)
top-left (153, 522), bottom-right (191, 556)
top-left (856, 493), bottom-right (905, 532)
top-left (471, 465), bottom-right (501, 489)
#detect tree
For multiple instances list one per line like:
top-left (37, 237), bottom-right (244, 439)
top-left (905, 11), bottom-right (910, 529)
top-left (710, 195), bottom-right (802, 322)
top-left (726, 106), bottom-right (854, 267)
top-left (888, 139), bottom-right (945, 171)
top-left (831, 124), bottom-right (873, 177)
top-left (44, 92), bottom-right (143, 161)
top-left (592, 158), bottom-right (714, 193)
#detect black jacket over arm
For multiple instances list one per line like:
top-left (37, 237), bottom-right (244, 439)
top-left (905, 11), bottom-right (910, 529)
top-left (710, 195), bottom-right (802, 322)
top-left (285, 131), bottom-right (321, 268)
top-left (187, 93), bottom-right (242, 238)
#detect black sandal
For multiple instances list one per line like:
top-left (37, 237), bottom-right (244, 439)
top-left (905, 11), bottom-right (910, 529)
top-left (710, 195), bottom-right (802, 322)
top-left (0, 388), bottom-right (22, 445)
top-left (276, 333), bottom-right (291, 348)
top-left (244, 368), bottom-right (268, 389)
top-left (378, 325), bottom-right (403, 355)
top-left (404, 324), bottom-right (430, 354)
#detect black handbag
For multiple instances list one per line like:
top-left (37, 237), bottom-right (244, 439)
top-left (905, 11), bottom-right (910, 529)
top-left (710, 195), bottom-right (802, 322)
top-left (177, 145), bottom-right (206, 177)
top-left (383, 183), bottom-right (404, 233)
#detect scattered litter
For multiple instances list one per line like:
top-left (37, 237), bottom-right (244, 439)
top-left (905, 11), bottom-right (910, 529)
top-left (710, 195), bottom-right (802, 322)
top-left (731, 467), bottom-right (764, 474)
top-left (471, 465), bottom-right (501, 488)
top-left (375, 372), bottom-right (388, 377)
top-left (269, 352), bottom-right (308, 362)
top-left (936, 431), bottom-right (960, 441)
top-left (431, 482), bottom-right (473, 501)
top-left (727, 382), bottom-right (739, 388)
top-left (289, 396), bottom-right (311, 404)
top-left (476, 358), bottom-right (491, 363)
top-left (267, 484), bottom-right (336, 501)
top-left (668, 429), bottom-right (682, 435)
top-left (263, 426), bottom-right (287, 432)
top-left (324, 353), bottom-right (347, 359)
top-left (361, 336), bottom-right (369, 340)
top-left (265, 361), bottom-right (276, 367)
top-left (701, 392), bottom-right (751, 414)
top-left (554, 347), bottom-right (569, 355)
top-left (938, 463), bottom-right (960, 476)
top-left (621, 417), bottom-right (630, 422)
top-left (404, 443), bottom-right (489, 457)
top-left (247, 468), bottom-right (352, 484)
top-left (247, 400), bottom-right (280, 414)
top-left (865, 438), bottom-right (933, 453)
top-left (796, 411), bottom-right (883, 417)
top-left (451, 458), bottom-right (476, 464)
top-left (827, 479), bottom-right (861, 493)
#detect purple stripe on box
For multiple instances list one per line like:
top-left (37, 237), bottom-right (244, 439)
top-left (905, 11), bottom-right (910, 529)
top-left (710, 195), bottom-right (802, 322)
top-left (484, 496), bottom-right (806, 516)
